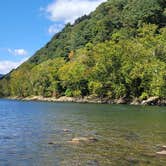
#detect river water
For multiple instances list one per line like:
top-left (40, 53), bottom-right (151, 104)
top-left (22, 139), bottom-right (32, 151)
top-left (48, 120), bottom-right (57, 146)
top-left (0, 99), bottom-right (166, 166)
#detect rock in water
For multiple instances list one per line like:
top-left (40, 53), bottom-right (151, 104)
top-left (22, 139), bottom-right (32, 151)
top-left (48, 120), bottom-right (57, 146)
top-left (88, 137), bottom-right (98, 142)
top-left (156, 150), bottom-right (166, 156)
top-left (72, 137), bottom-right (88, 142)
top-left (162, 146), bottom-right (166, 150)
top-left (62, 129), bottom-right (71, 132)
top-left (48, 142), bottom-right (56, 145)
top-left (68, 137), bottom-right (98, 144)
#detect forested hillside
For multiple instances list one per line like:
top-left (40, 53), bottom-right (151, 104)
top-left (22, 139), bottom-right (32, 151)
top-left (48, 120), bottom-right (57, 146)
top-left (0, 0), bottom-right (166, 102)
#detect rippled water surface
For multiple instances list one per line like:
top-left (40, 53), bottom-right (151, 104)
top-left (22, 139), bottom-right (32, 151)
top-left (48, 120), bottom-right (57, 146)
top-left (0, 99), bottom-right (166, 166)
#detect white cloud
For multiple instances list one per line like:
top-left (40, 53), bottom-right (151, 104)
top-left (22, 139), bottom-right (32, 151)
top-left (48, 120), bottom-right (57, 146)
top-left (48, 24), bottom-right (65, 35)
top-left (45, 0), bottom-right (107, 24)
top-left (0, 58), bottom-right (29, 74)
top-left (7, 48), bottom-right (28, 56)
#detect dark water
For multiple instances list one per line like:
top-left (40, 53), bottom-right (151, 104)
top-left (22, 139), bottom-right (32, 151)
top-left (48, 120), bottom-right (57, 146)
top-left (0, 99), bottom-right (166, 166)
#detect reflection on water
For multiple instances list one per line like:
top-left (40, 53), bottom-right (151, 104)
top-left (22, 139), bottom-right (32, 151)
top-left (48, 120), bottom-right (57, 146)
top-left (0, 99), bottom-right (166, 165)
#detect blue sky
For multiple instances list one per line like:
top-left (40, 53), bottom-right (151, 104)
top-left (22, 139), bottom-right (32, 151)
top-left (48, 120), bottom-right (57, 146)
top-left (0, 0), bottom-right (106, 74)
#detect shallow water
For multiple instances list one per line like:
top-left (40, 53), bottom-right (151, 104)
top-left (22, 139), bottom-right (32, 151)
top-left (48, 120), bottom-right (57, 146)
top-left (0, 99), bottom-right (166, 166)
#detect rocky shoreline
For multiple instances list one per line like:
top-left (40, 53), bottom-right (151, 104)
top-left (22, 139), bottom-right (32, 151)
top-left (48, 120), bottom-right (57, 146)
top-left (5, 96), bottom-right (166, 106)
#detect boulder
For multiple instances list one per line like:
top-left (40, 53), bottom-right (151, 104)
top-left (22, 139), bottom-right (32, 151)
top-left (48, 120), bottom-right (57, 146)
top-left (115, 98), bottom-right (127, 104)
top-left (130, 98), bottom-right (141, 105)
top-left (57, 96), bottom-right (75, 102)
top-left (141, 96), bottom-right (159, 105)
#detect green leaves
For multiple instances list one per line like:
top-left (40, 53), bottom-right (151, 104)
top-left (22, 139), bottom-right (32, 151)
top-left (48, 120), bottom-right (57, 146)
top-left (0, 0), bottom-right (165, 100)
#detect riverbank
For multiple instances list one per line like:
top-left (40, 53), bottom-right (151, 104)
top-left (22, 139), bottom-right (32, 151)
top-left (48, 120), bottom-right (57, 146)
top-left (5, 96), bottom-right (166, 106)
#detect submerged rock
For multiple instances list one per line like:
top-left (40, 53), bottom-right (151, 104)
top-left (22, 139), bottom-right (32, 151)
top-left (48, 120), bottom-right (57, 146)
top-left (89, 137), bottom-right (98, 141)
top-left (68, 137), bottom-right (98, 144)
top-left (156, 150), bottom-right (166, 156)
top-left (48, 141), bottom-right (56, 145)
top-left (87, 160), bottom-right (100, 166)
top-left (62, 129), bottom-right (71, 132)
top-left (162, 145), bottom-right (166, 150)
top-left (125, 157), bottom-right (139, 164)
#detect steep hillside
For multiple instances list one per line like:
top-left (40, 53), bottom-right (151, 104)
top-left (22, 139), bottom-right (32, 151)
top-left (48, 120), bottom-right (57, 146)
top-left (0, 0), bottom-right (166, 103)
top-left (23, 0), bottom-right (166, 65)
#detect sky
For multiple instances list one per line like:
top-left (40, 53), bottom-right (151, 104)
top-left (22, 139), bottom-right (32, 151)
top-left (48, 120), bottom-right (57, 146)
top-left (0, 0), bottom-right (106, 74)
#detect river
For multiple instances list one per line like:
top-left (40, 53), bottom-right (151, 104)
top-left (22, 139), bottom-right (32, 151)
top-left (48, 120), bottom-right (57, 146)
top-left (0, 99), bottom-right (166, 165)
